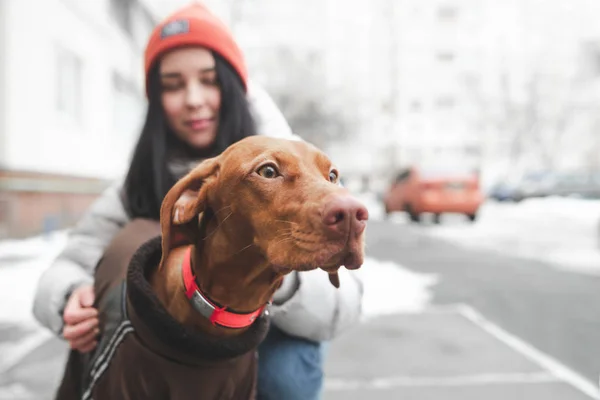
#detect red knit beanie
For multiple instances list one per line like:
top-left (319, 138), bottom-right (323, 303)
top-left (144, 2), bottom-right (247, 94)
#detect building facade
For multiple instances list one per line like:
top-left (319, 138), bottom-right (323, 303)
top-left (0, 0), bottom-right (155, 238)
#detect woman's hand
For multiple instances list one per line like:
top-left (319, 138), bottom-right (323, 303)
top-left (62, 285), bottom-right (99, 353)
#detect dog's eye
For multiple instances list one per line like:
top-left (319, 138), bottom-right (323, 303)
top-left (329, 170), bottom-right (339, 183)
top-left (256, 164), bottom-right (279, 179)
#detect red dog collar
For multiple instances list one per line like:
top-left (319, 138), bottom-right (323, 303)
top-left (181, 247), bottom-right (267, 328)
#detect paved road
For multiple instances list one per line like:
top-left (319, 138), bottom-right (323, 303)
top-left (323, 310), bottom-right (594, 400)
top-left (1, 220), bottom-right (599, 399)
top-left (367, 220), bottom-right (600, 383)
top-left (324, 220), bottom-right (600, 399)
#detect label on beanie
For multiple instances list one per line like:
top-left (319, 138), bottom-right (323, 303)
top-left (161, 19), bottom-right (190, 39)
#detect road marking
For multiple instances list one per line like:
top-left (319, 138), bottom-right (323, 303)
top-left (325, 371), bottom-right (559, 391)
top-left (457, 304), bottom-right (600, 399)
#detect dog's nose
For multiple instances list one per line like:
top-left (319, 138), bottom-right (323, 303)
top-left (322, 195), bottom-right (369, 236)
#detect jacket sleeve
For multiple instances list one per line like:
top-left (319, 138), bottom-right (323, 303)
top-left (32, 180), bottom-right (130, 334)
top-left (268, 269), bottom-right (364, 342)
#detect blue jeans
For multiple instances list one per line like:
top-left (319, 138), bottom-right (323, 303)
top-left (257, 326), bottom-right (325, 400)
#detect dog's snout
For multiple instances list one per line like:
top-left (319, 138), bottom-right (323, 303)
top-left (322, 195), bottom-right (369, 236)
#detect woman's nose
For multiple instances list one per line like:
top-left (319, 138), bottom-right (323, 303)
top-left (185, 82), bottom-right (206, 108)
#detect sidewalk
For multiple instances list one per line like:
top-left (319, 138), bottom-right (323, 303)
top-left (324, 306), bottom-right (599, 400)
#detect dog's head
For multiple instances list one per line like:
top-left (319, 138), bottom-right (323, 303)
top-left (159, 136), bottom-right (368, 288)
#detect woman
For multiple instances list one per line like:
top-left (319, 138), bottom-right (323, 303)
top-left (32, 3), bottom-right (363, 400)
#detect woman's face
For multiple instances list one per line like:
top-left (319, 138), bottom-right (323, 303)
top-left (160, 47), bottom-right (221, 150)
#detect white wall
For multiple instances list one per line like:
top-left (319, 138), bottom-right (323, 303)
top-left (3, 0), bottom-right (148, 180)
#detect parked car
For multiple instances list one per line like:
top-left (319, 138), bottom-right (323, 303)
top-left (383, 166), bottom-right (484, 223)
top-left (488, 171), bottom-right (559, 202)
top-left (547, 171), bottom-right (600, 199)
top-left (511, 171), bottom-right (557, 202)
top-left (487, 181), bottom-right (519, 202)
top-left (496, 170), bottom-right (600, 202)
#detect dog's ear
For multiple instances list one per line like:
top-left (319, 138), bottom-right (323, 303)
top-left (328, 271), bottom-right (340, 288)
top-left (159, 157), bottom-right (219, 269)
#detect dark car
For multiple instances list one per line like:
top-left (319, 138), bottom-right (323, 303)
top-left (488, 181), bottom-right (519, 202)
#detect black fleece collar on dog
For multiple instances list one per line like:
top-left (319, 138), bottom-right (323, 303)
top-left (126, 236), bottom-right (270, 363)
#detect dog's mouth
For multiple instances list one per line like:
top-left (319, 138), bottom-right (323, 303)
top-left (269, 234), bottom-right (365, 273)
top-left (319, 240), bottom-right (365, 271)
top-left (267, 192), bottom-right (368, 274)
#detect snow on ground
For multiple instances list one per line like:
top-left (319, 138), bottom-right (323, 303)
top-left (0, 232), bottom-right (70, 373)
top-left (425, 197), bottom-right (600, 275)
top-left (0, 231), bottom-right (68, 326)
top-left (356, 257), bottom-right (438, 318)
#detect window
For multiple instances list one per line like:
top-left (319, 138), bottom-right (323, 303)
top-left (436, 52), bottom-right (455, 63)
top-left (586, 45), bottom-right (600, 76)
top-left (436, 96), bottom-right (455, 109)
top-left (56, 46), bottom-right (82, 121)
top-left (593, 51), bottom-right (600, 76)
top-left (410, 100), bottom-right (422, 112)
top-left (461, 73), bottom-right (480, 89)
top-left (465, 145), bottom-right (481, 157)
top-left (438, 5), bottom-right (458, 21)
top-left (0, 197), bottom-right (9, 238)
top-left (307, 50), bottom-right (321, 67)
top-left (112, 71), bottom-right (143, 137)
top-left (578, 42), bottom-right (600, 78)
top-left (109, 0), bottom-right (134, 36)
top-left (395, 168), bottom-right (412, 183)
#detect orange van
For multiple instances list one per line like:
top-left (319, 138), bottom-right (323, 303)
top-left (383, 166), bottom-right (484, 223)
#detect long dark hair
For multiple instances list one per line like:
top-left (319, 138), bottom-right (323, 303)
top-left (123, 51), bottom-right (256, 219)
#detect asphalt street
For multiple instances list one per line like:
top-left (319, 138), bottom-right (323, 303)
top-left (324, 220), bottom-right (600, 399)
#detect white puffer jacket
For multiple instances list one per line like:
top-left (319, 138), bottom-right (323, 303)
top-left (32, 81), bottom-right (364, 342)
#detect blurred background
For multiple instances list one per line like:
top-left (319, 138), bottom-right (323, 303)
top-left (1, 0), bottom-right (600, 237)
top-left (1, 0), bottom-right (599, 399)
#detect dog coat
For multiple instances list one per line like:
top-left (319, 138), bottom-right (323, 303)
top-left (55, 219), bottom-right (270, 400)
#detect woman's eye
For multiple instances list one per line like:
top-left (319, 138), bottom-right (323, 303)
top-left (257, 165), bottom-right (279, 179)
top-left (161, 83), bottom-right (183, 92)
top-left (329, 170), bottom-right (339, 183)
top-left (202, 78), bottom-right (219, 87)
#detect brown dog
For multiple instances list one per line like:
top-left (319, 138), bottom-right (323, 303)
top-left (56, 136), bottom-right (368, 400)
top-left (152, 135), bottom-right (369, 336)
